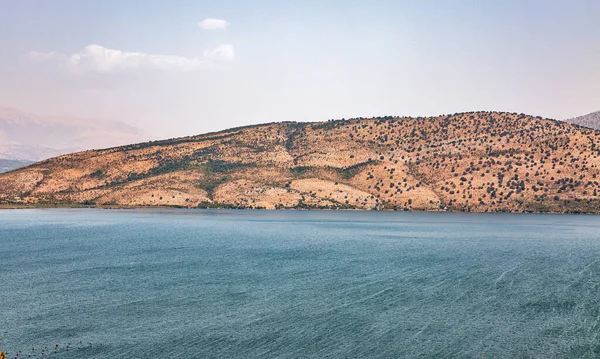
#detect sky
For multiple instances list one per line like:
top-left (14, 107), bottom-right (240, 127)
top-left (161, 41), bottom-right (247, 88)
top-left (1, 0), bottom-right (599, 139)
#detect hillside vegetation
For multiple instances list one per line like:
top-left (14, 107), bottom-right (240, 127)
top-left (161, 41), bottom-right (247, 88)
top-left (2, 111), bottom-right (600, 213)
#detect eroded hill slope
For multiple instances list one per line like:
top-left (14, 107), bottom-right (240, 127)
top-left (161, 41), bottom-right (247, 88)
top-left (2, 112), bottom-right (600, 213)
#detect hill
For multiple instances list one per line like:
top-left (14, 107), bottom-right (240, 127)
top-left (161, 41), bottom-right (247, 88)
top-left (1, 111), bottom-right (600, 213)
top-left (565, 110), bottom-right (600, 130)
top-left (0, 107), bottom-right (151, 161)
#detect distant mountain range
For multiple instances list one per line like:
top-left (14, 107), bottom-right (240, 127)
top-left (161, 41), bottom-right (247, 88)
top-left (0, 159), bottom-right (33, 174)
top-left (0, 107), bottom-right (151, 172)
top-left (564, 110), bottom-right (600, 130)
top-left (2, 111), bottom-right (600, 213)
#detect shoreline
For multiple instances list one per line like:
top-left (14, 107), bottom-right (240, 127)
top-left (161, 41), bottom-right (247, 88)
top-left (1, 203), bottom-right (599, 215)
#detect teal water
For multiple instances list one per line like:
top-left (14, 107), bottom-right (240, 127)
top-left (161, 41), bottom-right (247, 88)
top-left (1, 209), bottom-right (600, 358)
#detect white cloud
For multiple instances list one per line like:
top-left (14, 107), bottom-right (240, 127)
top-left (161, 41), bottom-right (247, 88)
top-left (203, 44), bottom-right (235, 62)
top-left (198, 18), bottom-right (229, 30)
top-left (28, 44), bottom-right (234, 73)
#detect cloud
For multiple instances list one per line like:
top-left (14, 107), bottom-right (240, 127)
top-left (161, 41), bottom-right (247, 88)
top-left (28, 44), bottom-right (234, 73)
top-left (203, 44), bottom-right (235, 62)
top-left (198, 18), bottom-right (229, 30)
top-left (28, 51), bottom-right (65, 62)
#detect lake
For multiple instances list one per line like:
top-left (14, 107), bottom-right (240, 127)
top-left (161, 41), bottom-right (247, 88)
top-left (1, 209), bottom-right (600, 358)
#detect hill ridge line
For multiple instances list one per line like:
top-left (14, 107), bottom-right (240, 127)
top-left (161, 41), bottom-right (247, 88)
top-left (1, 111), bottom-right (600, 213)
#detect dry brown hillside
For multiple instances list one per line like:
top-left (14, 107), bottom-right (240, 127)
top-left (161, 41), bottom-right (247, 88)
top-left (2, 111), bottom-right (600, 213)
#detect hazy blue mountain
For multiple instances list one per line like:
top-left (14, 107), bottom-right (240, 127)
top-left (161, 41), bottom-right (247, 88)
top-left (0, 107), bottom-right (151, 161)
top-left (565, 110), bottom-right (600, 130)
top-left (0, 159), bottom-right (33, 173)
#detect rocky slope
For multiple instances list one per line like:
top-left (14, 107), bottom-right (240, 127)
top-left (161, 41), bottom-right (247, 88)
top-left (1, 111), bottom-right (600, 213)
top-left (565, 110), bottom-right (600, 130)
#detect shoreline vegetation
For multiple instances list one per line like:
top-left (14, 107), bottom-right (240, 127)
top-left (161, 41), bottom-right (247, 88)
top-left (2, 112), bottom-right (600, 214)
top-left (1, 203), bottom-right (599, 215)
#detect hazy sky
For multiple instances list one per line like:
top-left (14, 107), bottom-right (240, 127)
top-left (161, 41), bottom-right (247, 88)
top-left (1, 0), bottom-right (599, 138)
